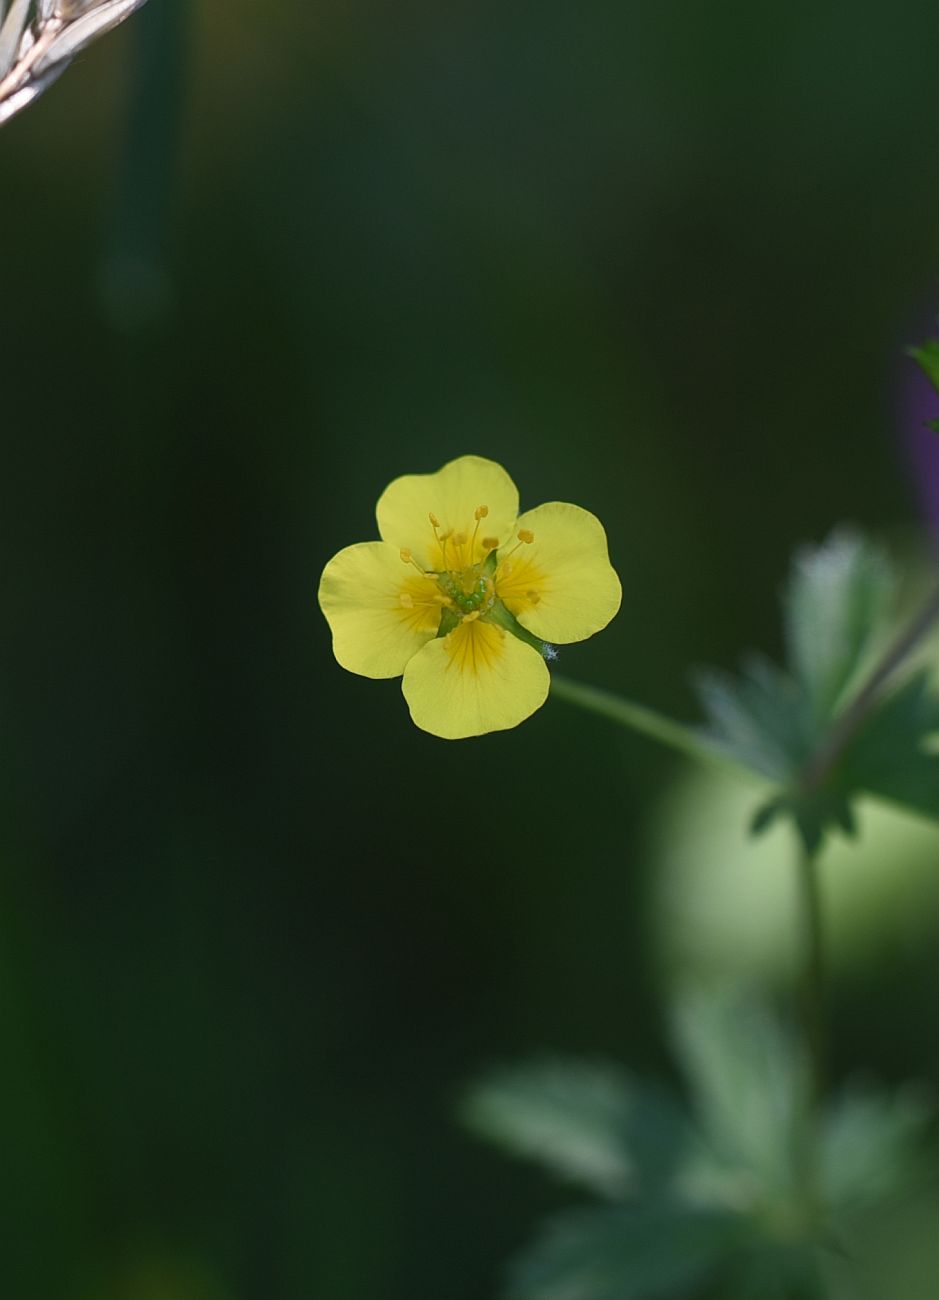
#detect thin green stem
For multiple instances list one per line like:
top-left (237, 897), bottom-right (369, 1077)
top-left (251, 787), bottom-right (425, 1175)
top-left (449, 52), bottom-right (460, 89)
top-left (795, 844), bottom-right (826, 1216)
top-left (797, 846), bottom-right (826, 1105)
top-left (550, 674), bottom-right (758, 780)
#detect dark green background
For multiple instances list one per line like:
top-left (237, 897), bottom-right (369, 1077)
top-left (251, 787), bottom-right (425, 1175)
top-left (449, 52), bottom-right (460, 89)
top-left (2, 2), bottom-right (939, 1296)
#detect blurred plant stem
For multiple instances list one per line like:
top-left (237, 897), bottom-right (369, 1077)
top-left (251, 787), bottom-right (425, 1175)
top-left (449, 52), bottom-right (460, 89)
top-left (796, 844), bottom-right (826, 1220)
top-left (797, 848), bottom-right (826, 1107)
top-left (550, 676), bottom-right (756, 779)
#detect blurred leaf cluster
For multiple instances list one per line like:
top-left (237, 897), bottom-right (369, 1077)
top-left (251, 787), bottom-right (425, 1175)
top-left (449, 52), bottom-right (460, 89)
top-left (694, 530), bottom-right (939, 852)
top-left (464, 992), bottom-right (930, 1300)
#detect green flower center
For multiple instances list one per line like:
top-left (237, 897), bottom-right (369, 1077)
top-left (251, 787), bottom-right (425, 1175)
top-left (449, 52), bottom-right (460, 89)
top-left (438, 571), bottom-right (494, 616)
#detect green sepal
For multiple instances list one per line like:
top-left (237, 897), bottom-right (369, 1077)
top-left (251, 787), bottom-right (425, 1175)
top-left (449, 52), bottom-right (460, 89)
top-left (436, 606), bottom-right (460, 638)
top-left (487, 600), bottom-right (554, 659)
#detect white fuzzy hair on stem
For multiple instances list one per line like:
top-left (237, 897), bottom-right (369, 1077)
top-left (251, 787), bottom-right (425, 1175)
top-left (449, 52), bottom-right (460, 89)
top-left (0, 0), bottom-right (149, 126)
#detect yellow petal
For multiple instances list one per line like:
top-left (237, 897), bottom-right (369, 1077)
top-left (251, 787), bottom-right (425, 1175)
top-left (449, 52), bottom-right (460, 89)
top-left (402, 616), bottom-right (550, 739)
top-left (376, 455), bottom-right (519, 571)
top-left (495, 502), bottom-right (621, 644)
top-left (318, 541), bottom-right (441, 678)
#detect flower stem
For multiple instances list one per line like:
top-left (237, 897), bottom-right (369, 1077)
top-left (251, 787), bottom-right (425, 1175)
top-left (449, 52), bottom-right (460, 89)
top-left (550, 674), bottom-right (756, 780)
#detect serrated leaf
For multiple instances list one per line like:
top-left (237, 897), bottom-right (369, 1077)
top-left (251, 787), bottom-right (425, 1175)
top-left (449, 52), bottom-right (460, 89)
top-left (506, 1204), bottom-right (746, 1300)
top-left (694, 529), bottom-right (936, 850)
top-left (821, 1083), bottom-right (932, 1215)
top-left (463, 1059), bottom-right (693, 1200)
top-left (910, 340), bottom-right (939, 396)
top-left (462, 1060), bottom-right (639, 1198)
top-left (784, 529), bottom-right (895, 724)
top-left (694, 654), bottom-right (810, 783)
top-left (672, 990), bottom-right (805, 1200)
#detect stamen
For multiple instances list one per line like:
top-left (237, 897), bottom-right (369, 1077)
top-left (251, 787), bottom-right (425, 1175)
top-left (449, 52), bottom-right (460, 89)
top-left (429, 512), bottom-right (452, 569)
top-left (497, 528), bottom-right (537, 568)
top-left (481, 536), bottom-right (499, 551)
top-left (527, 590), bottom-right (541, 604)
top-left (400, 547), bottom-right (431, 577)
top-left (452, 531), bottom-right (467, 546)
top-left (438, 529), bottom-right (452, 569)
top-left (470, 505), bottom-right (489, 561)
top-left (400, 592), bottom-right (415, 609)
top-left (462, 610), bottom-right (480, 623)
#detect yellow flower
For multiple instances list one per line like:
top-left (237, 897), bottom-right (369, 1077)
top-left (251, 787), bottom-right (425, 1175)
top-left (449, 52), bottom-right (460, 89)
top-left (317, 455), bottom-right (621, 739)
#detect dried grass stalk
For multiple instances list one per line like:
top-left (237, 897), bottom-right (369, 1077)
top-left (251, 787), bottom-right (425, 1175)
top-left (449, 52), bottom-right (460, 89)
top-left (0, 0), bottom-right (149, 126)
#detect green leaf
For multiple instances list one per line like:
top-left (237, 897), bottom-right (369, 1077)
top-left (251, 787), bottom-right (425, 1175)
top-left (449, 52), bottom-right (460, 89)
top-left (821, 1083), bottom-right (932, 1215)
top-left (461, 1059), bottom-right (640, 1198)
top-left (909, 340), bottom-right (939, 397)
top-left (841, 671), bottom-right (939, 822)
top-left (694, 654), bottom-right (812, 783)
top-left (671, 989), bottom-right (805, 1200)
top-left (506, 1204), bottom-right (747, 1300)
top-left (694, 529), bottom-right (939, 851)
top-left (783, 529), bottom-right (895, 723)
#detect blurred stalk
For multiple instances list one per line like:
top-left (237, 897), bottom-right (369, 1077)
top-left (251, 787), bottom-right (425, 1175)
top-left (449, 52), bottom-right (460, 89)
top-left (550, 675), bottom-right (756, 779)
top-left (796, 845), bottom-right (826, 1221)
top-left (797, 848), bottom-right (826, 1106)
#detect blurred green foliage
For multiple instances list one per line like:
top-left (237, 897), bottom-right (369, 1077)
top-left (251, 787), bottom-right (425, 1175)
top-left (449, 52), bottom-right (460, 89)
top-left (3, 0), bottom-right (939, 1296)
top-left (465, 992), bottom-right (932, 1300)
top-left (695, 529), bottom-right (939, 849)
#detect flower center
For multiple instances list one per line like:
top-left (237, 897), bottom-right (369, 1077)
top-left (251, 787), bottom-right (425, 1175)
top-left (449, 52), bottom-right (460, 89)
top-left (399, 506), bottom-right (539, 626)
top-left (438, 570), bottom-right (495, 615)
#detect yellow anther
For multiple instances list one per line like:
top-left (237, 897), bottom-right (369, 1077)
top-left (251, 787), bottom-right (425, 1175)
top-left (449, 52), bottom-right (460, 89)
top-left (475, 505), bottom-right (489, 520)
top-left (452, 531), bottom-right (467, 546)
top-left (400, 592), bottom-right (415, 609)
top-left (527, 590), bottom-right (541, 604)
top-left (400, 547), bottom-right (430, 577)
top-left (429, 511), bottom-right (440, 528)
top-left (462, 610), bottom-right (480, 623)
top-left (439, 529), bottom-right (452, 541)
top-left (501, 561), bottom-right (513, 576)
top-left (518, 529), bottom-right (535, 544)
top-left (481, 536), bottom-right (499, 551)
